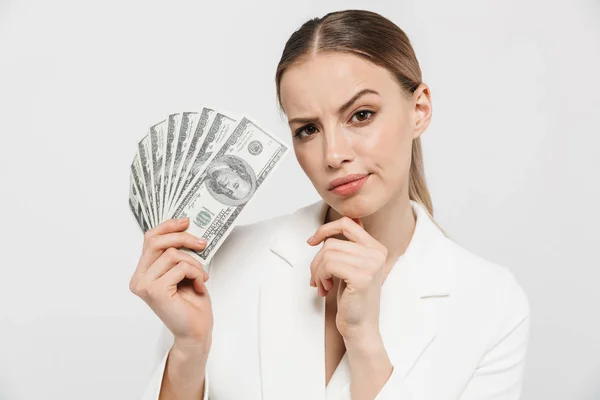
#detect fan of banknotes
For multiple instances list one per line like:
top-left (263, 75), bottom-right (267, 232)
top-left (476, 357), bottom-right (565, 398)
top-left (128, 107), bottom-right (289, 263)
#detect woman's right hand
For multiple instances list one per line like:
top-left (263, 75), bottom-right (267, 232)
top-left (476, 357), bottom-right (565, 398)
top-left (129, 217), bottom-right (214, 352)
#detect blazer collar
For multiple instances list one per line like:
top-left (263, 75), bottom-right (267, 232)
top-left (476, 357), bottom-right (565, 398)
top-left (268, 198), bottom-right (452, 298)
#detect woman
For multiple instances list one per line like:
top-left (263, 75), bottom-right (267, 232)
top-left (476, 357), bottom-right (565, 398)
top-left (131, 9), bottom-right (530, 400)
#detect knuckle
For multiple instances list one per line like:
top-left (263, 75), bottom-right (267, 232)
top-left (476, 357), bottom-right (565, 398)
top-left (146, 235), bottom-right (158, 250)
top-left (179, 261), bottom-right (193, 272)
top-left (191, 265), bottom-right (202, 276)
top-left (143, 229), bottom-right (154, 241)
top-left (128, 279), bottom-right (137, 294)
top-left (183, 262), bottom-right (199, 276)
top-left (181, 261), bottom-right (193, 270)
top-left (145, 283), bottom-right (160, 299)
top-left (136, 283), bottom-right (151, 299)
top-left (165, 247), bottom-right (179, 261)
top-left (192, 260), bottom-right (204, 272)
top-left (378, 252), bottom-right (387, 265)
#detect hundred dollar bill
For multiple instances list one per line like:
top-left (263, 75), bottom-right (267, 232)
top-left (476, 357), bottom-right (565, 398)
top-left (164, 111), bottom-right (201, 218)
top-left (166, 107), bottom-right (216, 219)
top-left (162, 113), bottom-right (182, 223)
top-left (167, 112), bottom-right (236, 218)
top-left (136, 136), bottom-right (157, 227)
top-left (149, 118), bottom-right (167, 224)
top-left (131, 153), bottom-right (153, 225)
top-left (172, 117), bottom-right (289, 263)
top-left (129, 169), bottom-right (151, 232)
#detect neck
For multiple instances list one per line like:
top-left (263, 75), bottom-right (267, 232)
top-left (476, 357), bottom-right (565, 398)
top-left (325, 192), bottom-right (416, 270)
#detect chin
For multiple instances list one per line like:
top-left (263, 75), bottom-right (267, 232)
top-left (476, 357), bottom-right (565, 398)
top-left (327, 194), bottom-right (381, 219)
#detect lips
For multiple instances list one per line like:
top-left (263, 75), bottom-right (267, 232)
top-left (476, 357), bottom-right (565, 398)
top-left (328, 174), bottom-right (370, 190)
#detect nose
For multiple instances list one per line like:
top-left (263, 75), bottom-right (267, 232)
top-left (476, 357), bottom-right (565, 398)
top-left (323, 125), bottom-right (354, 169)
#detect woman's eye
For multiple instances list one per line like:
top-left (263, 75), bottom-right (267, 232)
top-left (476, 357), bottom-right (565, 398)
top-left (295, 124), bottom-right (318, 138)
top-left (351, 110), bottom-right (375, 123)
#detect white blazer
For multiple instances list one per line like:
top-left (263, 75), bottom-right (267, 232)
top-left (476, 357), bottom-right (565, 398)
top-left (141, 199), bottom-right (530, 400)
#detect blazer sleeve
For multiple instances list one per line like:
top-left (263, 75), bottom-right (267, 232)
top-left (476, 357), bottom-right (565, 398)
top-left (455, 272), bottom-right (531, 400)
top-left (339, 270), bottom-right (531, 400)
top-left (139, 323), bottom-right (210, 400)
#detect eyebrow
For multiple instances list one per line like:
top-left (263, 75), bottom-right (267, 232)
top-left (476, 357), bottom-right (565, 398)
top-left (287, 88), bottom-right (380, 126)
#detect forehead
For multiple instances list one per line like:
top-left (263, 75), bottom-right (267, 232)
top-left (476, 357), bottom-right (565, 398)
top-left (279, 52), bottom-right (395, 115)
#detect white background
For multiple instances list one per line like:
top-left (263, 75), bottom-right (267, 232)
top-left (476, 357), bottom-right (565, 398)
top-left (0, 0), bottom-right (598, 398)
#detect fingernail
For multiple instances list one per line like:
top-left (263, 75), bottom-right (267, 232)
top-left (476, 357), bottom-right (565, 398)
top-left (307, 235), bottom-right (314, 244)
top-left (198, 238), bottom-right (207, 246)
top-left (179, 217), bottom-right (189, 223)
top-left (203, 271), bottom-right (209, 280)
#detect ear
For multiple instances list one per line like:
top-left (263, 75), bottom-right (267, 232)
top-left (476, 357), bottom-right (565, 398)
top-left (411, 83), bottom-right (432, 140)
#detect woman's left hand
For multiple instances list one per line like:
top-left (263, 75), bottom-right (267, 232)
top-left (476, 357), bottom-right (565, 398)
top-left (307, 216), bottom-right (388, 340)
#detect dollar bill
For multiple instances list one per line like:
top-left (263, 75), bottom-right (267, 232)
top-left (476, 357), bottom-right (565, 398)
top-left (165, 107), bottom-right (216, 219)
top-left (149, 118), bottom-right (168, 224)
top-left (129, 169), bottom-right (151, 232)
top-left (172, 117), bottom-right (288, 263)
top-left (164, 111), bottom-right (201, 219)
top-left (131, 154), bottom-right (151, 222)
top-left (162, 113), bottom-right (182, 223)
top-left (136, 137), bottom-right (157, 227)
top-left (167, 112), bottom-right (236, 218)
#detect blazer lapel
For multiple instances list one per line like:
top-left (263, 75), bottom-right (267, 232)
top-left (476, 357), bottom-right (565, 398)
top-left (258, 199), bottom-right (330, 400)
top-left (324, 200), bottom-right (454, 398)
top-left (258, 199), bottom-right (454, 400)
top-left (379, 199), bottom-right (453, 378)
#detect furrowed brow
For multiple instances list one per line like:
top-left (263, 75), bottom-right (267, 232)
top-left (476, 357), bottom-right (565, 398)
top-left (287, 89), bottom-right (380, 126)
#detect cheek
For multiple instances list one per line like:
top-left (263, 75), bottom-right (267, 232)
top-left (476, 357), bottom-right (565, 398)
top-left (367, 117), bottom-right (412, 175)
top-left (293, 145), bottom-right (319, 181)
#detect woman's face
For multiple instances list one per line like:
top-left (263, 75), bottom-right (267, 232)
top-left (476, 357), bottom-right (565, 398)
top-left (279, 52), bottom-right (431, 218)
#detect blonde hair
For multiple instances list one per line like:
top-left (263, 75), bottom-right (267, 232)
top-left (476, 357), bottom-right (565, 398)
top-left (275, 9), bottom-right (448, 238)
